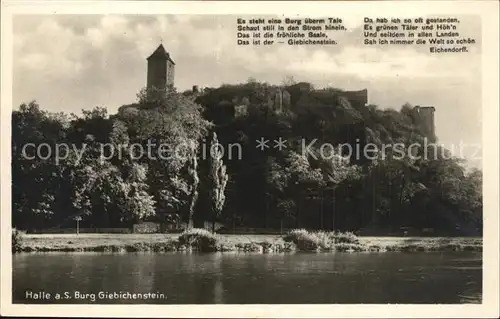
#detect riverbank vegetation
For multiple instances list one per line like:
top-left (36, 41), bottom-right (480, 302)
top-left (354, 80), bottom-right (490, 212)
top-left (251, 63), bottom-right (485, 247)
top-left (12, 229), bottom-right (24, 253)
top-left (14, 229), bottom-right (482, 253)
top-left (12, 80), bottom-right (482, 236)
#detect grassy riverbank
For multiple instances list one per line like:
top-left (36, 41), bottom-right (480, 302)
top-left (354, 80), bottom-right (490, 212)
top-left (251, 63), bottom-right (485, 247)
top-left (13, 229), bottom-right (482, 253)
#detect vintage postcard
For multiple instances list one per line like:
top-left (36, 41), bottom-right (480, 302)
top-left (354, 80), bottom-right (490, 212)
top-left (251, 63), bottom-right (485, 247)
top-left (1, 0), bottom-right (499, 318)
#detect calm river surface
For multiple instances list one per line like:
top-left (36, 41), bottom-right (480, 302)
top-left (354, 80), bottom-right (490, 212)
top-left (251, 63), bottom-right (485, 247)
top-left (13, 252), bottom-right (481, 304)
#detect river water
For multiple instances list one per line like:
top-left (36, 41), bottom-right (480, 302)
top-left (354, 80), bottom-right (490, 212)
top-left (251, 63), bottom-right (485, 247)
top-left (13, 252), bottom-right (482, 304)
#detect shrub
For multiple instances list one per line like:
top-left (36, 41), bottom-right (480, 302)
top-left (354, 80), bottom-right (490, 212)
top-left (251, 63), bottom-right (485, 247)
top-left (282, 229), bottom-right (309, 243)
top-left (335, 243), bottom-right (366, 252)
top-left (282, 229), bottom-right (332, 251)
top-left (333, 231), bottom-right (360, 244)
top-left (214, 237), bottom-right (236, 252)
top-left (216, 242), bottom-right (236, 252)
top-left (12, 229), bottom-right (24, 253)
top-left (178, 228), bottom-right (218, 252)
top-left (151, 241), bottom-right (178, 252)
top-left (366, 244), bottom-right (386, 252)
top-left (260, 241), bottom-right (274, 253)
top-left (240, 242), bottom-right (263, 252)
top-left (283, 229), bottom-right (364, 251)
top-left (125, 242), bottom-right (153, 252)
top-left (314, 231), bottom-right (336, 249)
top-left (282, 241), bottom-right (296, 252)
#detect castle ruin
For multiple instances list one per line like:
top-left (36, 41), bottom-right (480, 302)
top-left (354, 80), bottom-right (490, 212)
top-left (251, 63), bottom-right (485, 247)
top-left (142, 43), bottom-right (435, 141)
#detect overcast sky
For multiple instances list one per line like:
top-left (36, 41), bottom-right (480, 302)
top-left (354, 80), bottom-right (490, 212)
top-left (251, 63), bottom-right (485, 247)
top-left (12, 14), bottom-right (482, 167)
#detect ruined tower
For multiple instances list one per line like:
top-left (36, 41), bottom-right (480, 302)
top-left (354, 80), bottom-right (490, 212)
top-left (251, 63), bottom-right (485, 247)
top-left (146, 44), bottom-right (175, 96)
top-left (412, 106), bottom-right (436, 141)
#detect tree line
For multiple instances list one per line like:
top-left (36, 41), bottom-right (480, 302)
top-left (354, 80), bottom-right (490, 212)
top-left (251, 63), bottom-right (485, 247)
top-left (11, 81), bottom-right (482, 235)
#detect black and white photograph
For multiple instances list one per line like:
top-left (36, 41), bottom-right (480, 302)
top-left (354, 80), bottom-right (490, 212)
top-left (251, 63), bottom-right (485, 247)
top-left (1, 1), bottom-right (498, 318)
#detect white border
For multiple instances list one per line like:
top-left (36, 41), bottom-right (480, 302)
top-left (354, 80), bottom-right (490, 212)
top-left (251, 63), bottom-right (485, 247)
top-left (1, 1), bottom-right (499, 318)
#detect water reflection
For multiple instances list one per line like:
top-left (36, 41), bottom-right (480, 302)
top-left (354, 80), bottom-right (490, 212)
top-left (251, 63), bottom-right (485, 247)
top-left (213, 253), bottom-right (224, 304)
top-left (13, 252), bottom-right (482, 304)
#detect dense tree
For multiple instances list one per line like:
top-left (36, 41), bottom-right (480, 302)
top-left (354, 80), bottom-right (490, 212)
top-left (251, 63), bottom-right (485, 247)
top-left (186, 153), bottom-right (200, 229)
top-left (118, 87), bottom-right (210, 226)
top-left (207, 133), bottom-right (229, 232)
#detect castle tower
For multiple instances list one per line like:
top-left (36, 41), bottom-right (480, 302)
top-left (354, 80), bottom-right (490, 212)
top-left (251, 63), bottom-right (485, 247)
top-left (412, 106), bottom-right (436, 141)
top-left (146, 44), bottom-right (175, 97)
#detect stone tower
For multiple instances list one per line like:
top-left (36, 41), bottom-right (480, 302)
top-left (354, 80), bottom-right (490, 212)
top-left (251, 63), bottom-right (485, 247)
top-left (412, 106), bottom-right (436, 141)
top-left (146, 44), bottom-right (175, 95)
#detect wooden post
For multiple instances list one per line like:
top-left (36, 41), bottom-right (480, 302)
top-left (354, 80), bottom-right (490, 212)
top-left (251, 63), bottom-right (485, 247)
top-left (74, 216), bottom-right (82, 235)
